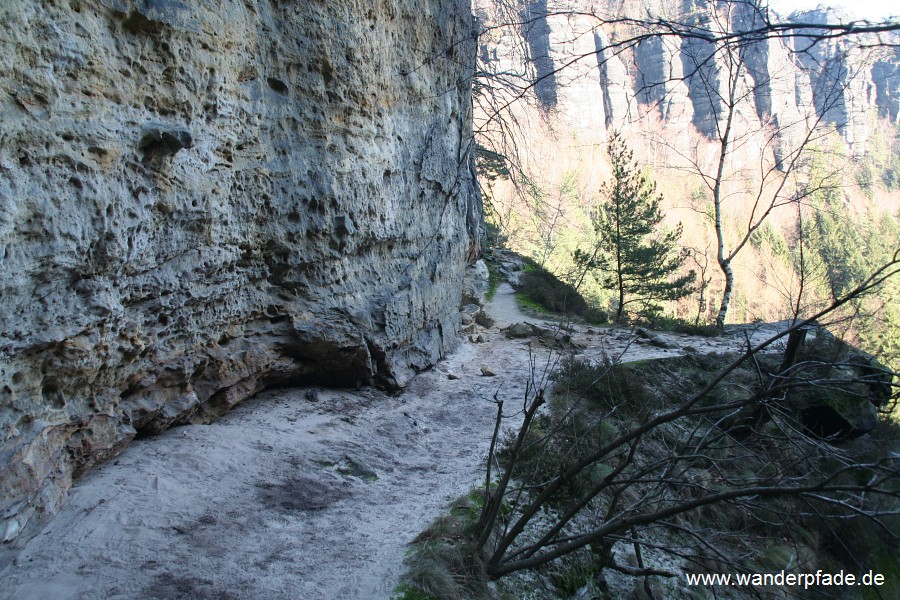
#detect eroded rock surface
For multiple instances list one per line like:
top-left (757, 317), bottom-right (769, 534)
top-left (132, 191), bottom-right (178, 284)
top-left (0, 0), bottom-right (480, 543)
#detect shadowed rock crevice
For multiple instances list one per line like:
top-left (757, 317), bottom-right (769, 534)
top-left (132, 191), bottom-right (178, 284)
top-left (521, 0), bottom-right (558, 109)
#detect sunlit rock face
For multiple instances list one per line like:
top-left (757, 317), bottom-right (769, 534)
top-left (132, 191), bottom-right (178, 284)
top-left (0, 0), bottom-right (480, 543)
top-left (633, 35), bottom-right (693, 125)
top-left (873, 52), bottom-right (900, 124)
top-left (476, 0), bottom-right (898, 154)
top-left (786, 7), bottom-right (878, 154)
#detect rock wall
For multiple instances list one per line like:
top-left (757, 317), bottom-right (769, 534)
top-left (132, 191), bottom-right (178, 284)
top-left (547, 11), bottom-right (608, 134)
top-left (787, 7), bottom-right (879, 153)
top-left (595, 28), bottom-right (637, 131)
top-left (873, 52), bottom-right (900, 124)
top-left (634, 35), bottom-right (693, 125)
top-left (476, 0), bottom-right (899, 153)
top-left (521, 0), bottom-right (558, 109)
top-left (0, 0), bottom-right (480, 544)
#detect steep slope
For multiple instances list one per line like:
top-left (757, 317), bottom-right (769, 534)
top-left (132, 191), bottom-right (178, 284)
top-left (0, 0), bottom-right (480, 544)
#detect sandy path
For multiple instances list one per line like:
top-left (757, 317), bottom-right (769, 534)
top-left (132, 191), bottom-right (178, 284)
top-left (0, 285), bottom-right (540, 600)
top-left (0, 281), bottom-right (790, 600)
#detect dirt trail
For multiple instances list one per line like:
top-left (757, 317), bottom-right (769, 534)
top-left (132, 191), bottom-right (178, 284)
top-left (0, 282), bottom-right (790, 600)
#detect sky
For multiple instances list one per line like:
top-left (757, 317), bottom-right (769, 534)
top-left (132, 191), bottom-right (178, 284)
top-left (770, 0), bottom-right (899, 21)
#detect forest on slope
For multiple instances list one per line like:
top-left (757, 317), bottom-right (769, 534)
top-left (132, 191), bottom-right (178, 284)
top-left (473, 0), bottom-right (900, 373)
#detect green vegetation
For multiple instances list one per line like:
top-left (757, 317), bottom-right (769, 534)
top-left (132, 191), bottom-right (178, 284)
top-left (475, 143), bottom-right (511, 183)
top-left (749, 221), bottom-right (790, 263)
top-left (461, 9), bottom-right (900, 598)
top-left (866, 122), bottom-right (900, 192)
top-left (514, 291), bottom-right (548, 314)
top-left (641, 314), bottom-right (721, 337)
top-left (574, 132), bottom-right (695, 323)
top-left (518, 264), bottom-right (588, 314)
top-left (515, 260), bottom-right (608, 323)
top-left (796, 159), bottom-right (900, 376)
top-left (484, 255), bottom-right (502, 303)
top-left (394, 492), bottom-right (496, 600)
top-left (390, 584), bottom-right (437, 600)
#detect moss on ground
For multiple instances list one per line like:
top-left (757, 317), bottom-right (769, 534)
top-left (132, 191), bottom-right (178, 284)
top-left (516, 261), bottom-right (608, 323)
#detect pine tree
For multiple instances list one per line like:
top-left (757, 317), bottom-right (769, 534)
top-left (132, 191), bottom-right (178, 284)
top-left (577, 132), bottom-right (695, 322)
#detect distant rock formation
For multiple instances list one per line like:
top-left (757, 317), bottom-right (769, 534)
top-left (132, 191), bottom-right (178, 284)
top-left (476, 0), bottom-right (900, 153)
top-left (522, 0), bottom-right (558, 108)
top-left (786, 7), bottom-right (880, 153)
top-left (634, 35), bottom-right (693, 124)
top-left (0, 0), bottom-right (480, 544)
top-left (595, 28), bottom-right (638, 130)
top-left (873, 50), bottom-right (900, 124)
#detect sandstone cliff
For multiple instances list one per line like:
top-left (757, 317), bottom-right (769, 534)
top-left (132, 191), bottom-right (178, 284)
top-left (0, 0), bottom-right (480, 544)
top-left (476, 0), bottom-right (899, 152)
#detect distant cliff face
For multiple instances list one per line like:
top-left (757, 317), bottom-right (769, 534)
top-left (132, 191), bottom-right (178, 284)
top-left (784, 7), bottom-right (881, 151)
top-left (0, 0), bottom-right (479, 543)
top-left (477, 0), bottom-right (899, 152)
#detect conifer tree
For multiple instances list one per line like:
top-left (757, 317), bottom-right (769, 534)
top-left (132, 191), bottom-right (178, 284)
top-left (577, 132), bottom-right (695, 322)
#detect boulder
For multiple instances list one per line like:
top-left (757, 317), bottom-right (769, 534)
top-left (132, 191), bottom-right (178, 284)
top-left (462, 260), bottom-right (490, 306)
top-left (505, 322), bottom-right (549, 338)
top-left (788, 334), bottom-right (892, 441)
top-left (635, 328), bottom-right (678, 349)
